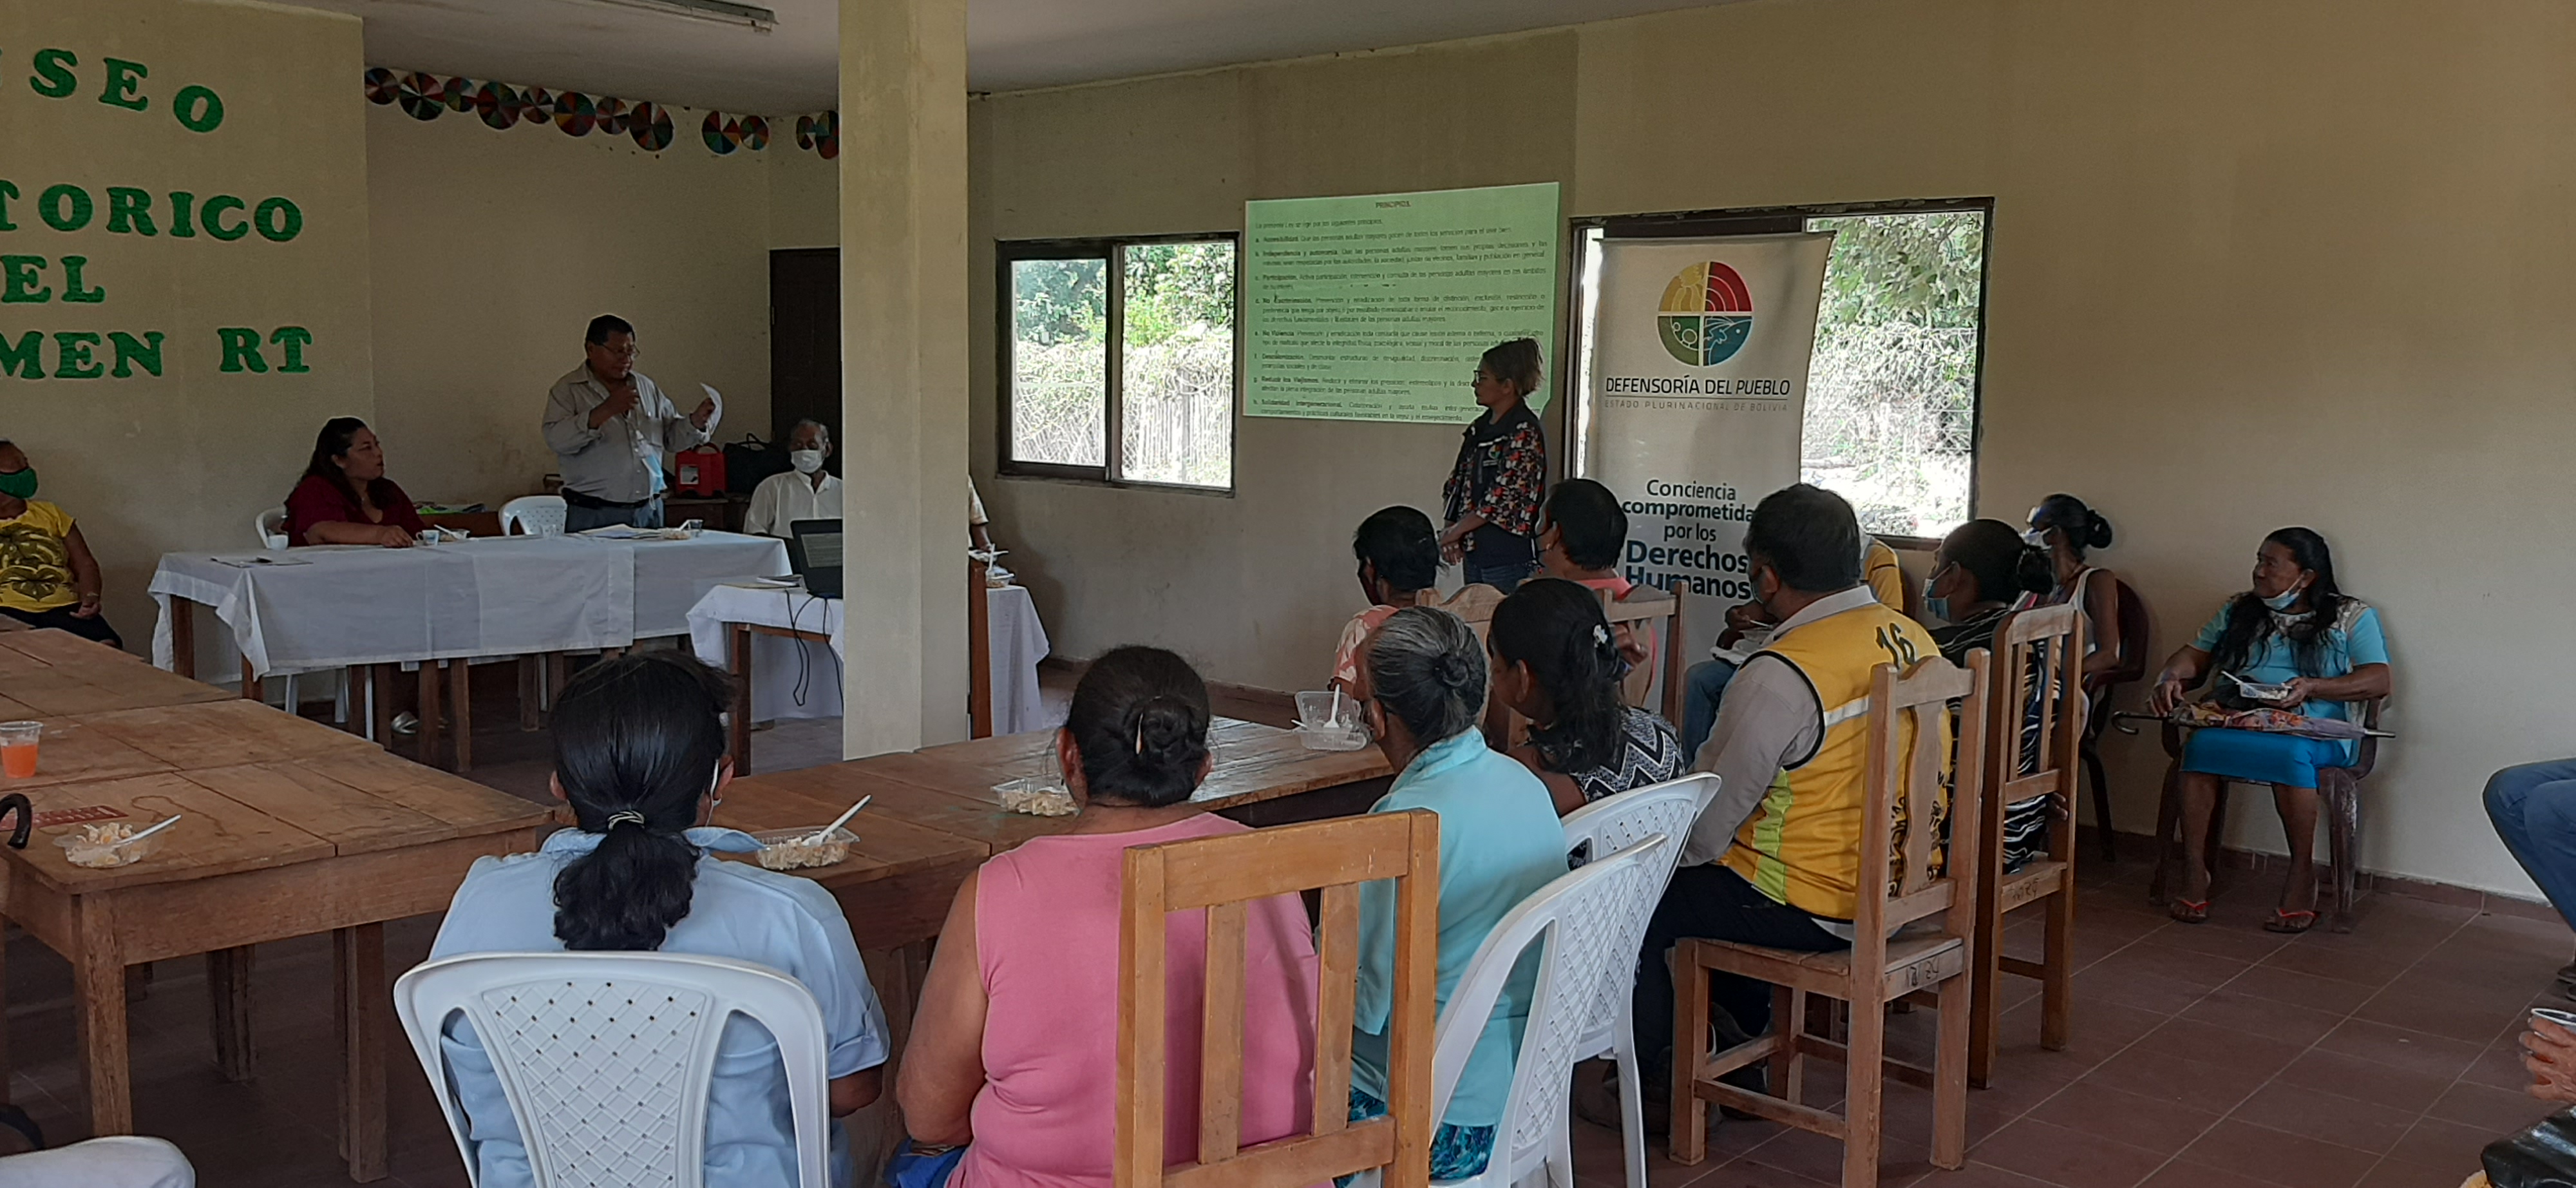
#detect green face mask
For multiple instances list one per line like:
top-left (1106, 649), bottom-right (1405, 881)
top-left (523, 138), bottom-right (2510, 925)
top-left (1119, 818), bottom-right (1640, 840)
top-left (0, 468), bottom-right (32, 501)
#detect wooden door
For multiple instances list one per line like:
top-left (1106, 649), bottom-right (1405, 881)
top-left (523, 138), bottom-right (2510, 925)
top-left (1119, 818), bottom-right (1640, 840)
top-left (770, 248), bottom-right (842, 474)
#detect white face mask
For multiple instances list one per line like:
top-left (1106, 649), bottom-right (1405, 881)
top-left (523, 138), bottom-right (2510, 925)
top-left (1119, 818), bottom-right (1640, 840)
top-left (790, 449), bottom-right (824, 475)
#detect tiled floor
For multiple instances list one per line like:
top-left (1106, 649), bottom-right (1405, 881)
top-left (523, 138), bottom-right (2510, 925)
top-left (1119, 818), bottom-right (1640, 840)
top-left (0, 664), bottom-right (2557, 1187)
top-left (1564, 857), bottom-right (2571, 1188)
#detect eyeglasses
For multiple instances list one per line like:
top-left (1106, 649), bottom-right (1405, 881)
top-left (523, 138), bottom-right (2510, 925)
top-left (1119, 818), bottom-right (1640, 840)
top-left (596, 343), bottom-right (641, 359)
top-left (1470, 370), bottom-right (1495, 384)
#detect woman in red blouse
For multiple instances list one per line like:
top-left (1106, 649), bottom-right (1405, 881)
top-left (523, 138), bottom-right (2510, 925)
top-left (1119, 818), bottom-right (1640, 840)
top-left (1439, 338), bottom-right (1548, 593)
top-left (285, 418), bottom-right (429, 548)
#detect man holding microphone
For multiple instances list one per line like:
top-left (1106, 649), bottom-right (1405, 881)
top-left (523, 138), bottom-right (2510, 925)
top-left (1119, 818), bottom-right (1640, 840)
top-left (543, 314), bottom-right (717, 532)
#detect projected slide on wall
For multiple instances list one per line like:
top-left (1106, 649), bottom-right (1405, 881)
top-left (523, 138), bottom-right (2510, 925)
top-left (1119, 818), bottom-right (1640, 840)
top-left (1244, 182), bottom-right (1561, 423)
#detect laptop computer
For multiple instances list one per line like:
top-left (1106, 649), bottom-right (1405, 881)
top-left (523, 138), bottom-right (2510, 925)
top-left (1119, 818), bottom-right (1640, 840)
top-left (788, 519), bottom-right (843, 599)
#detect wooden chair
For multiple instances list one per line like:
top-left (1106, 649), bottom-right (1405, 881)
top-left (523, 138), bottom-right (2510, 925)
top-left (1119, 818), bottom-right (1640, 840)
top-left (1967, 605), bottom-right (2083, 1089)
top-left (1438, 585), bottom-right (1515, 745)
top-left (2148, 697), bottom-right (2385, 933)
top-left (1594, 586), bottom-right (1687, 724)
top-left (1115, 811), bottom-right (1442, 1188)
top-left (1670, 653), bottom-right (1989, 1187)
top-left (2078, 577), bottom-right (2150, 860)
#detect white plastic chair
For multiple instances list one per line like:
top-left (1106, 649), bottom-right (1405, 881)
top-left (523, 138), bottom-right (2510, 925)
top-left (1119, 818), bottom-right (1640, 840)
top-left (393, 951), bottom-right (832, 1188)
top-left (1425, 834), bottom-right (1672, 1188)
top-left (501, 495), bottom-right (569, 537)
top-left (1558, 774), bottom-right (1721, 1188)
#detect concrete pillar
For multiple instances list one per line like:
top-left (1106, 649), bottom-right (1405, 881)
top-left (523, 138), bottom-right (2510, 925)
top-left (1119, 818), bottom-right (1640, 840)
top-left (840, 0), bottom-right (971, 756)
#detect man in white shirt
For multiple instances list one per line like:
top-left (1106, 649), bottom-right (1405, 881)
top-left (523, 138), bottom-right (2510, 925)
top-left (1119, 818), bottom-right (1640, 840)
top-left (743, 419), bottom-right (843, 538)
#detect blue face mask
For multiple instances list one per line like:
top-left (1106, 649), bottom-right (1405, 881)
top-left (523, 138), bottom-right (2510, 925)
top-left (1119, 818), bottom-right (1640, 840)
top-left (1923, 577), bottom-right (1951, 624)
top-left (2262, 585), bottom-right (2306, 612)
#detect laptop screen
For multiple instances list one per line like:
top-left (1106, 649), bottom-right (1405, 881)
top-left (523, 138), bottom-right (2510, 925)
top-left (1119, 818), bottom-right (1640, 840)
top-left (800, 532), bottom-right (842, 570)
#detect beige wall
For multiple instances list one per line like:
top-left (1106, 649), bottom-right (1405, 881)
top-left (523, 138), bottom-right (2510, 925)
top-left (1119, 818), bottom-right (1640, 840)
top-left (970, 32), bottom-right (1580, 702)
top-left (770, 145), bottom-right (840, 250)
top-left (365, 104), bottom-right (778, 502)
top-left (1, 0), bottom-right (373, 645)
top-left (972, 0), bottom-right (2576, 898)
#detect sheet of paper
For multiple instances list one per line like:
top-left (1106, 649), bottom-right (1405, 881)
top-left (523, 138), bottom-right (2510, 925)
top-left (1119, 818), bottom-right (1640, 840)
top-left (700, 383), bottom-right (725, 426)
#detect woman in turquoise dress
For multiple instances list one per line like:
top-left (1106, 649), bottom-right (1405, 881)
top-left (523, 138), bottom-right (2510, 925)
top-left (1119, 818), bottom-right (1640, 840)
top-left (2148, 528), bottom-right (2391, 932)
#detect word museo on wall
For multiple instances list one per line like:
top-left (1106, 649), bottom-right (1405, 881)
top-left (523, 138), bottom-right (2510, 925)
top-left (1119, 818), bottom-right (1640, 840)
top-left (2, 46), bottom-right (307, 381)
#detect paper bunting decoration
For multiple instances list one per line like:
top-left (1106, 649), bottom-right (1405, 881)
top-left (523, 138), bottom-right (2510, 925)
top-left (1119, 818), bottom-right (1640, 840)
top-left (551, 91), bottom-right (597, 137)
top-left (365, 64), bottom-right (814, 158)
top-left (796, 111), bottom-right (838, 159)
top-left (703, 111), bottom-right (741, 155)
top-left (473, 81), bottom-right (522, 129)
top-left (397, 73), bottom-right (445, 120)
top-left (629, 102), bottom-right (674, 151)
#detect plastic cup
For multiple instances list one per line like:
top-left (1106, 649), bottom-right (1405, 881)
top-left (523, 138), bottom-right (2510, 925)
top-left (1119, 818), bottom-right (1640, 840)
top-left (0, 721), bottom-right (39, 780)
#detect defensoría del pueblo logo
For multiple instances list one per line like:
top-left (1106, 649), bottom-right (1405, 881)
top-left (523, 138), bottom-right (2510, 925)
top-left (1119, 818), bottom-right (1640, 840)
top-left (1658, 261), bottom-right (1754, 367)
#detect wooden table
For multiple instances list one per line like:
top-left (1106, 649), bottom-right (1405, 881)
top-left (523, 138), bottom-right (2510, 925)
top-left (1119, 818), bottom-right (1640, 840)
top-left (0, 633), bottom-right (549, 1182)
top-left (718, 717), bottom-right (1394, 946)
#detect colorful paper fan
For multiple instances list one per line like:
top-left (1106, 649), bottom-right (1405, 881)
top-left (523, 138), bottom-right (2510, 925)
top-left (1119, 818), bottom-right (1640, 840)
top-left (473, 82), bottom-right (521, 129)
top-left (397, 72), bottom-right (446, 120)
top-left (804, 110), bottom-right (839, 158)
top-left (595, 97), bottom-right (629, 137)
top-left (703, 111), bottom-right (740, 155)
top-left (740, 115), bottom-right (769, 150)
top-left (552, 91), bottom-right (597, 136)
top-left (520, 86), bottom-right (553, 121)
top-left (629, 102), bottom-right (674, 151)
top-left (795, 114), bottom-right (816, 148)
top-left (363, 67), bottom-right (400, 105)
top-left (443, 77), bottom-right (476, 113)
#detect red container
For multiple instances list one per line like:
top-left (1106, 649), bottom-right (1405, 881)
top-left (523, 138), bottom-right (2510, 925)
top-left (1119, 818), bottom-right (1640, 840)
top-left (674, 445), bottom-right (727, 496)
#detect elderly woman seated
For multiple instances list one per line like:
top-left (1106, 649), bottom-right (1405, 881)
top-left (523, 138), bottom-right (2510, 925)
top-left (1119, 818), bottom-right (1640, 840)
top-left (285, 417), bottom-right (429, 548)
top-left (896, 646), bottom-right (1320, 1188)
top-left (1346, 606), bottom-right (1567, 1180)
top-left (2149, 527), bottom-right (2391, 933)
top-left (0, 439), bottom-right (120, 647)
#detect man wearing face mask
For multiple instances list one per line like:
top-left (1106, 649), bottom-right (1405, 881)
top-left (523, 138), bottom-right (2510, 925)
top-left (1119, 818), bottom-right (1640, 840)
top-left (0, 440), bottom-right (119, 647)
top-left (1625, 483), bottom-right (1947, 1115)
top-left (742, 420), bottom-right (842, 540)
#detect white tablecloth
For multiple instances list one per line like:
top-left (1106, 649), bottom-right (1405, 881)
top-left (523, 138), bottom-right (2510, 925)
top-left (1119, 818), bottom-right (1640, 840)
top-left (151, 532), bottom-right (790, 676)
top-left (687, 583), bottom-right (1051, 731)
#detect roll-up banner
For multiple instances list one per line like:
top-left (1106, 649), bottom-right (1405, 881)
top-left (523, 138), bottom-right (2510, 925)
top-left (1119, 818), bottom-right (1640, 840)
top-left (1585, 233), bottom-right (1833, 669)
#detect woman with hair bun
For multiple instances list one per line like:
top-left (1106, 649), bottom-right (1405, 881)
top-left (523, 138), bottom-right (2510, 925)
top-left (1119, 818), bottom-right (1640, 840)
top-left (1490, 578), bottom-right (1684, 814)
top-left (898, 647), bottom-right (1320, 1188)
top-left (428, 653), bottom-right (891, 1188)
top-left (1346, 606), bottom-right (1566, 1180)
top-left (1439, 338), bottom-right (1549, 593)
top-left (2020, 493), bottom-right (2125, 680)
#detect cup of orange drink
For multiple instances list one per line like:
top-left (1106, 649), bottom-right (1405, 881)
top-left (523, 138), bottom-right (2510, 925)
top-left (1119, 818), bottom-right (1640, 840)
top-left (0, 722), bottom-right (40, 779)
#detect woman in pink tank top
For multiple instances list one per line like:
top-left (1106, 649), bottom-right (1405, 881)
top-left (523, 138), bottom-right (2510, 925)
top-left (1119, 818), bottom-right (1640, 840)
top-left (898, 647), bottom-right (1321, 1188)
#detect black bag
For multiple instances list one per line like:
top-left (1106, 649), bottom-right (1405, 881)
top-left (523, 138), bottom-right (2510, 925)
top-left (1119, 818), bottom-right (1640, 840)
top-left (724, 434), bottom-right (790, 495)
top-left (2485, 1109), bottom-right (2576, 1187)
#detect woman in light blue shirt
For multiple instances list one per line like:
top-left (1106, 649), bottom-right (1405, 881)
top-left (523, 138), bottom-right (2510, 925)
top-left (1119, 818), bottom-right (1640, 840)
top-left (2149, 528), bottom-right (2391, 933)
top-left (427, 653), bottom-right (891, 1187)
top-left (1349, 606), bottom-right (1567, 1180)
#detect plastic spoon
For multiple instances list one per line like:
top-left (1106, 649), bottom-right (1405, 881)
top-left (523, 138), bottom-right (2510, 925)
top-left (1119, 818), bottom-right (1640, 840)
top-left (122, 814), bottom-right (184, 846)
top-left (802, 796), bottom-right (869, 847)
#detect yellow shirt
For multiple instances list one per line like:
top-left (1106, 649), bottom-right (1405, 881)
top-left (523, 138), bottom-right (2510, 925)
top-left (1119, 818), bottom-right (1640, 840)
top-left (0, 501), bottom-right (79, 612)
top-left (1865, 537), bottom-right (1904, 609)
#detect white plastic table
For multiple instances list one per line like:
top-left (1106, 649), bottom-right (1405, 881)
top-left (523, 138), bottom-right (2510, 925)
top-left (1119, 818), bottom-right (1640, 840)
top-left (688, 583), bottom-right (1050, 769)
